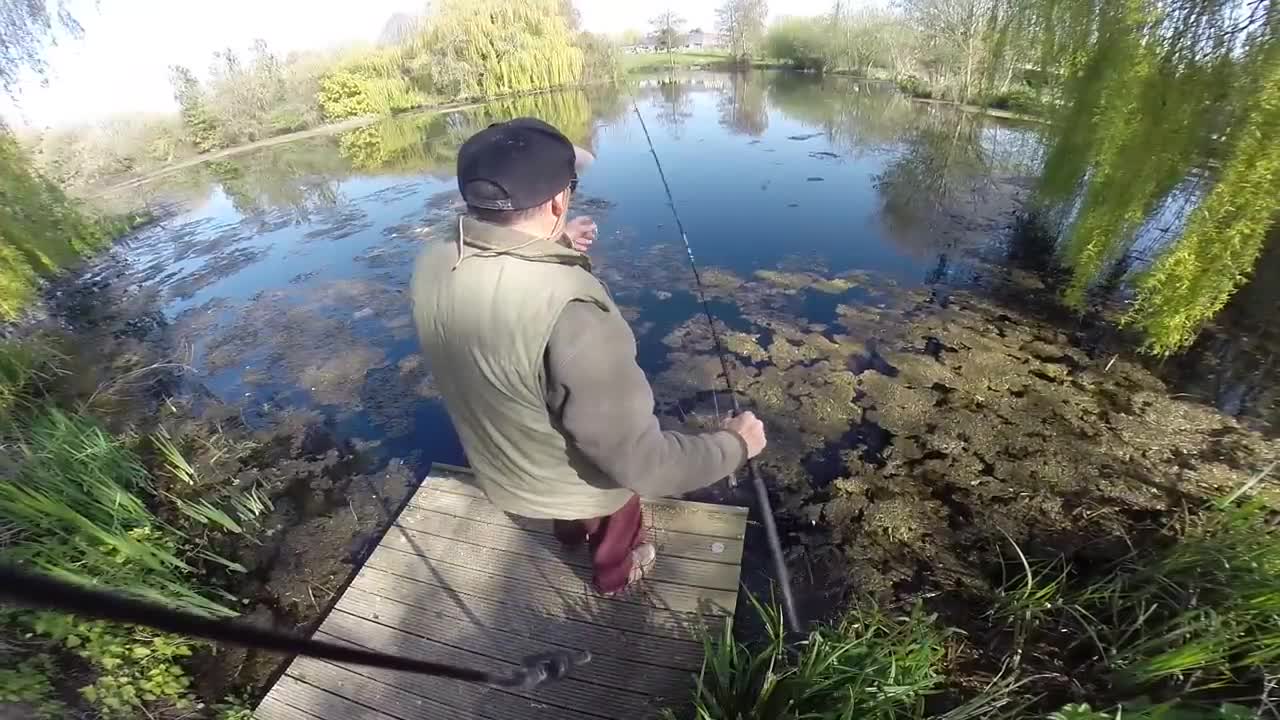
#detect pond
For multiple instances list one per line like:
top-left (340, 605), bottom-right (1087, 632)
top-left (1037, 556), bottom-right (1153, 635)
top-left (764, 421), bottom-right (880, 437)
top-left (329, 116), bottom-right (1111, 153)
top-left (80, 71), bottom-right (1276, 646)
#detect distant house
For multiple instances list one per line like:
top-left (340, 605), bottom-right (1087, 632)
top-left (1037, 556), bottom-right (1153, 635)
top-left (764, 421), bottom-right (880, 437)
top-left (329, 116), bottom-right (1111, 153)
top-left (682, 30), bottom-right (724, 50)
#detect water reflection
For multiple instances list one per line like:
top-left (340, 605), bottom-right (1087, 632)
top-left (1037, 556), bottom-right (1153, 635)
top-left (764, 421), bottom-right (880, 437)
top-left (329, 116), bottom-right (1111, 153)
top-left (718, 72), bottom-right (769, 137)
top-left (653, 77), bottom-right (695, 139)
top-left (162, 72), bottom-right (1040, 261)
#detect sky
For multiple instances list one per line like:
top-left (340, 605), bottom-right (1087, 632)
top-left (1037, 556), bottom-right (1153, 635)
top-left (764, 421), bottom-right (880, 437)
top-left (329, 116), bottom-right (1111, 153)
top-left (2, 0), bottom-right (837, 128)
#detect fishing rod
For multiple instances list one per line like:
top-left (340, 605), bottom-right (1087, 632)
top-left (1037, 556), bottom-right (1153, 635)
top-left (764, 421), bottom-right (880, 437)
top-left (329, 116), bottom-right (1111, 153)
top-left (630, 96), bottom-right (802, 634)
top-left (0, 565), bottom-right (588, 690)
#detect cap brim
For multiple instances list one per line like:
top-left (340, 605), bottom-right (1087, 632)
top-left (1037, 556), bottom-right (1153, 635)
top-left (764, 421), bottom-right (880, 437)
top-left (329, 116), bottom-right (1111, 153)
top-left (574, 146), bottom-right (595, 174)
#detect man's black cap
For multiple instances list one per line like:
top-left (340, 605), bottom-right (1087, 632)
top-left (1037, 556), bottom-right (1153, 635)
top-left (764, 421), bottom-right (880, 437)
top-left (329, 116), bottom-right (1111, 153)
top-left (457, 117), bottom-right (595, 211)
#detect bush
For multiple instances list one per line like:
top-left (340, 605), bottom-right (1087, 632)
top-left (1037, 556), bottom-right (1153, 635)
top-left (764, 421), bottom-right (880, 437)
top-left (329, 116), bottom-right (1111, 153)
top-left (896, 74), bottom-right (933, 99)
top-left (765, 17), bottom-right (835, 72)
top-left (978, 86), bottom-right (1043, 115)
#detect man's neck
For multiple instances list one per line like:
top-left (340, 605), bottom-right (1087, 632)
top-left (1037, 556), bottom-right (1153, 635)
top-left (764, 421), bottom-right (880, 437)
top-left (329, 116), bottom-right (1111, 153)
top-left (503, 217), bottom-right (558, 239)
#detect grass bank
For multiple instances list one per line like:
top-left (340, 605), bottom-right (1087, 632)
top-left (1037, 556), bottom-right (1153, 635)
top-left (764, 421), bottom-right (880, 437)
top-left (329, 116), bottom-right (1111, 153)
top-left (0, 133), bottom-right (152, 323)
top-left (667, 474), bottom-right (1279, 719)
top-left (620, 51), bottom-right (733, 73)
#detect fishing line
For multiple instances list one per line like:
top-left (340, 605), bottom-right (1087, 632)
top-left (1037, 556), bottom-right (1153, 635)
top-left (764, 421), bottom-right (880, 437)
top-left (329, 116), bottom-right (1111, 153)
top-left (630, 94), bottom-right (802, 633)
top-left (0, 565), bottom-right (588, 690)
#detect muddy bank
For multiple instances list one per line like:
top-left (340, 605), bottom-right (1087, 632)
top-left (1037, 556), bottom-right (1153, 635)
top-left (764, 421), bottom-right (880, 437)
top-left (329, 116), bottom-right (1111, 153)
top-left (16, 239), bottom-right (426, 703)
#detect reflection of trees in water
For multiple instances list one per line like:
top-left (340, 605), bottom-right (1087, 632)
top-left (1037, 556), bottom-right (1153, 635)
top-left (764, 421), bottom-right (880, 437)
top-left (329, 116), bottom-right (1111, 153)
top-left (201, 141), bottom-right (346, 224)
top-left (873, 105), bottom-right (1044, 259)
top-left (872, 108), bottom-right (993, 256)
top-left (718, 71), bottom-right (769, 137)
top-left (767, 74), bottom-right (917, 155)
top-left (171, 88), bottom-right (629, 221)
top-left (337, 88), bottom-right (625, 173)
top-left (654, 77), bottom-right (694, 139)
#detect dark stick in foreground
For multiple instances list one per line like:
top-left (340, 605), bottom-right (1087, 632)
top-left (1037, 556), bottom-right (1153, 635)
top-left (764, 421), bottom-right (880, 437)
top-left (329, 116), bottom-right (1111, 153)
top-left (0, 565), bottom-right (588, 690)
top-left (629, 97), bottom-right (803, 634)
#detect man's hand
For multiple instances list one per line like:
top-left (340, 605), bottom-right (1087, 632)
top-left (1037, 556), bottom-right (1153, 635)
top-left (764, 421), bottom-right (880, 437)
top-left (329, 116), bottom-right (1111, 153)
top-left (724, 411), bottom-right (767, 459)
top-left (564, 216), bottom-right (597, 253)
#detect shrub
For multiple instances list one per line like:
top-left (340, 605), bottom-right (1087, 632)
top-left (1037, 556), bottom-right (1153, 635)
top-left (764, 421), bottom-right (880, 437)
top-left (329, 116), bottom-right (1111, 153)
top-left (764, 17), bottom-right (834, 72)
top-left (896, 74), bottom-right (933, 99)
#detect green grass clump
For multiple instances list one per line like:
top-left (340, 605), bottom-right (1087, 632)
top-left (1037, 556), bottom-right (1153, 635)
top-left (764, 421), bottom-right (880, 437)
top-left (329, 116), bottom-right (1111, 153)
top-left (995, 468), bottom-right (1280, 710)
top-left (1, 409), bottom-right (237, 616)
top-left (672, 597), bottom-right (1011, 720)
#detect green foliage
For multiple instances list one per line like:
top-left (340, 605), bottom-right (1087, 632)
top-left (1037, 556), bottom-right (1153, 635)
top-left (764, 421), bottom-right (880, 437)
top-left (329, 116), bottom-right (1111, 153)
top-left (19, 612), bottom-right (199, 718)
top-left (1, 408), bottom-right (237, 616)
top-left (316, 55), bottom-right (429, 121)
top-left (765, 17), bottom-right (834, 72)
top-left (1126, 44), bottom-right (1280, 355)
top-left (998, 484), bottom-right (1280, 702)
top-left (0, 655), bottom-right (65, 719)
top-left (0, 339), bottom-right (64, 430)
top-left (1049, 702), bottom-right (1256, 720)
top-left (427, 0), bottom-right (584, 101)
top-left (672, 596), bottom-right (965, 719)
top-left (170, 64), bottom-right (225, 153)
top-left (1019, 0), bottom-right (1277, 352)
top-left (0, 131), bottom-right (109, 320)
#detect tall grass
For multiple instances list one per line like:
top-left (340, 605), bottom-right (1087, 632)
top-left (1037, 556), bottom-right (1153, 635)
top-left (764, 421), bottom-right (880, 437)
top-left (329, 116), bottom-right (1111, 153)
top-left (0, 409), bottom-right (236, 616)
top-left (671, 596), bottom-right (1023, 720)
top-left (995, 470), bottom-right (1280, 706)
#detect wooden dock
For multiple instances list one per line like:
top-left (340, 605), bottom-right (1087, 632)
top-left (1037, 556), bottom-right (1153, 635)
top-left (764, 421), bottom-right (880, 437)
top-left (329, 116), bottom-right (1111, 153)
top-left (255, 464), bottom-right (749, 720)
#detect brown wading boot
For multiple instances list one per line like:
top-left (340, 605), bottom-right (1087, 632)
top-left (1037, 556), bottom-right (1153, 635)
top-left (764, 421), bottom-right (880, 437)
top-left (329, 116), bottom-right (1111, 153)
top-left (604, 543), bottom-right (656, 597)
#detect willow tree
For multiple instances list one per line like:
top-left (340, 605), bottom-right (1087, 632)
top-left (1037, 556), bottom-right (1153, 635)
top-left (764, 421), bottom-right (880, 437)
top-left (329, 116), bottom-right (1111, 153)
top-left (1019, 0), bottom-right (1278, 354)
top-left (426, 0), bottom-right (584, 101)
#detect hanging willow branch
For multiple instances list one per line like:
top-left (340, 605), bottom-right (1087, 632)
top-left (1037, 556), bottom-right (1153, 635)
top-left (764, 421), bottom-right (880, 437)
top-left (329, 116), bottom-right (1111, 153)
top-left (1017, 0), bottom-right (1279, 354)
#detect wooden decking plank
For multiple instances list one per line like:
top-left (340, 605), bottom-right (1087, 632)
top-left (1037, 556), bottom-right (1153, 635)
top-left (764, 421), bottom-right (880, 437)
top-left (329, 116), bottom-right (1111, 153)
top-left (352, 561), bottom-right (718, 647)
top-left (313, 615), bottom-right (662, 720)
top-left (333, 589), bottom-right (695, 696)
top-left (268, 675), bottom-right (404, 720)
top-left (253, 693), bottom-right (327, 720)
top-left (286, 658), bottom-right (489, 720)
top-left (260, 464), bottom-right (749, 719)
top-left (372, 530), bottom-right (739, 615)
top-left (393, 508), bottom-right (743, 590)
top-left (404, 491), bottom-right (747, 564)
top-left (312, 630), bottom-right (610, 720)
top-left (417, 481), bottom-right (749, 540)
top-left (338, 580), bottom-right (704, 670)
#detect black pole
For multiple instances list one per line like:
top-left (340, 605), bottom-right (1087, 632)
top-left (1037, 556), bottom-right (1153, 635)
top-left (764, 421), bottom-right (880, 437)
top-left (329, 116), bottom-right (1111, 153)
top-left (0, 565), bottom-right (587, 689)
top-left (629, 95), bottom-right (802, 633)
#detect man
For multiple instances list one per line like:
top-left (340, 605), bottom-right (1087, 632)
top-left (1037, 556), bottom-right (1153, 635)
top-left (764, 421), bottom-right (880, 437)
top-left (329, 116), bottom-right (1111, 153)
top-left (412, 118), bottom-right (767, 594)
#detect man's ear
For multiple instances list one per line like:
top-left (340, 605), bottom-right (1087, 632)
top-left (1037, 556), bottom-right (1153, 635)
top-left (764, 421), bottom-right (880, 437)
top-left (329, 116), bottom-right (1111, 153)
top-left (550, 190), bottom-right (568, 218)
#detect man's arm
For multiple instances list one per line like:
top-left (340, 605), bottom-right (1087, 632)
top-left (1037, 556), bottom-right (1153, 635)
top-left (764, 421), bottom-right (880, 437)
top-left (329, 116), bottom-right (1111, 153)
top-left (546, 301), bottom-right (748, 497)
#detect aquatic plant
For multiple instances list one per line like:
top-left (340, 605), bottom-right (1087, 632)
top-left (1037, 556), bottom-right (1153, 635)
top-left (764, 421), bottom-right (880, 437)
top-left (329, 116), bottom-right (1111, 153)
top-left (0, 409), bottom-right (236, 616)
